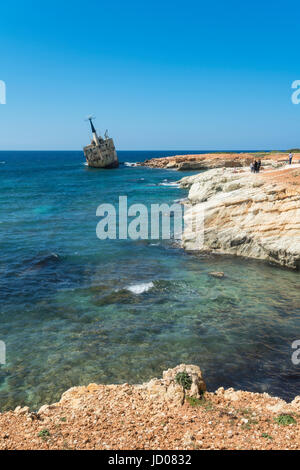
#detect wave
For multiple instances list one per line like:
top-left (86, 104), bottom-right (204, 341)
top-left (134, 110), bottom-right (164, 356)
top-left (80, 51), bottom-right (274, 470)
top-left (124, 162), bottom-right (137, 167)
top-left (126, 282), bottom-right (154, 294)
top-left (158, 181), bottom-right (180, 188)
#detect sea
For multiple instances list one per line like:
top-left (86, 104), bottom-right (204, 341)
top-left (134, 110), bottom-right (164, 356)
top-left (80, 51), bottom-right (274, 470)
top-left (0, 150), bottom-right (299, 411)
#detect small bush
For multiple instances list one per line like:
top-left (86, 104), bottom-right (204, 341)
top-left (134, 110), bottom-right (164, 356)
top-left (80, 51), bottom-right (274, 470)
top-left (38, 429), bottom-right (51, 440)
top-left (175, 371), bottom-right (192, 390)
top-left (274, 414), bottom-right (296, 426)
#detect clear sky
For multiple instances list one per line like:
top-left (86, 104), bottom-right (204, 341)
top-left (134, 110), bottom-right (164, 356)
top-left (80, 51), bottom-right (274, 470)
top-left (1, 0), bottom-right (300, 150)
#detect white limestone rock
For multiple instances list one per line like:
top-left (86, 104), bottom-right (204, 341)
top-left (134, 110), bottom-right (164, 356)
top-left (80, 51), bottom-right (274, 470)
top-left (180, 167), bottom-right (300, 269)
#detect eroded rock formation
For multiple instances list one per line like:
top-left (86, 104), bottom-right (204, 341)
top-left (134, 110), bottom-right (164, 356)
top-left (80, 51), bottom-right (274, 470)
top-left (180, 166), bottom-right (300, 269)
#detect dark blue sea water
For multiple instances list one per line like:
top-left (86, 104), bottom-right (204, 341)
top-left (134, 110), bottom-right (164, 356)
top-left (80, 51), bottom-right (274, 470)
top-left (0, 150), bottom-right (299, 411)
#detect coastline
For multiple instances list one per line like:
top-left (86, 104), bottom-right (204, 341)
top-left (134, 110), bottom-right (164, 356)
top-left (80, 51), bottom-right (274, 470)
top-left (138, 151), bottom-right (300, 171)
top-left (1, 152), bottom-right (299, 450)
top-left (1, 364), bottom-right (299, 450)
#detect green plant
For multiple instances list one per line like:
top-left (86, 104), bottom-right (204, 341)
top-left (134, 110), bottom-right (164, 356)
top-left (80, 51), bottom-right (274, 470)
top-left (60, 417), bottom-right (67, 422)
top-left (241, 422), bottom-right (251, 430)
top-left (186, 396), bottom-right (203, 407)
top-left (261, 433), bottom-right (273, 440)
top-left (186, 395), bottom-right (213, 411)
top-left (38, 429), bottom-right (51, 440)
top-left (274, 414), bottom-right (296, 426)
top-left (239, 408), bottom-right (251, 416)
top-left (204, 402), bottom-right (213, 411)
top-left (241, 416), bottom-right (258, 430)
top-left (175, 371), bottom-right (192, 390)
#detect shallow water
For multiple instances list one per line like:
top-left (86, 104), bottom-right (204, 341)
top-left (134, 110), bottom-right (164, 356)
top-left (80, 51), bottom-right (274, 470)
top-left (0, 150), bottom-right (299, 411)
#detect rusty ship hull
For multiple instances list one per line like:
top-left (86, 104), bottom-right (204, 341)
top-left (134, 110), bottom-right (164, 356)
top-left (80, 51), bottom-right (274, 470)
top-left (83, 138), bottom-right (119, 168)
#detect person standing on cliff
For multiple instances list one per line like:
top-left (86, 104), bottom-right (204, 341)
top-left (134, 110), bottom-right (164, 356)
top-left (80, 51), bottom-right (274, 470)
top-left (257, 159), bottom-right (262, 172)
top-left (289, 153), bottom-right (293, 165)
top-left (254, 160), bottom-right (258, 173)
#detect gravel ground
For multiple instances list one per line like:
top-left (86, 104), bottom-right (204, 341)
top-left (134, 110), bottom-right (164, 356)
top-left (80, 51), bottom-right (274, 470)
top-left (0, 368), bottom-right (299, 450)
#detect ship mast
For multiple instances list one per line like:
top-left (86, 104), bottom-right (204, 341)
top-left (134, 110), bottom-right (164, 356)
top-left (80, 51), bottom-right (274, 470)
top-left (88, 117), bottom-right (100, 146)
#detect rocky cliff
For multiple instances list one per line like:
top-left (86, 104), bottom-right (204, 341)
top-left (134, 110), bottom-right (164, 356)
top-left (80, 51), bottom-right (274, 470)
top-left (180, 166), bottom-right (300, 269)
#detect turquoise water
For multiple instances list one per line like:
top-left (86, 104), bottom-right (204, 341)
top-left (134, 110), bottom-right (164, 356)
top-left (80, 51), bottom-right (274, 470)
top-left (0, 150), bottom-right (299, 411)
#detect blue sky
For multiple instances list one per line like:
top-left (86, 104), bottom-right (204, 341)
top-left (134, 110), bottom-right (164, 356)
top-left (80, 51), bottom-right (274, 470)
top-left (1, 0), bottom-right (300, 150)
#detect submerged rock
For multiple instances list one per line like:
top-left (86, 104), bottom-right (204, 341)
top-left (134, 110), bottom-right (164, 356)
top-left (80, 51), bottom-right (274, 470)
top-left (209, 271), bottom-right (225, 278)
top-left (21, 253), bottom-right (61, 275)
top-left (92, 289), bottom-right (140, 306)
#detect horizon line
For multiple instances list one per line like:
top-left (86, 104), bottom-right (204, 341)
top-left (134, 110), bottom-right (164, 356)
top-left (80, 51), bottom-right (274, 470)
top-left (0, 148), bottom-right (293, 152)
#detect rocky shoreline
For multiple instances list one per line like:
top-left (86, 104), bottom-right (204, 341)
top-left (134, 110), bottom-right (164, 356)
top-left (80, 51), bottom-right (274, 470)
top-left (139, 151), bottom-right (300, 268)
top-left (139, 152), bottom-right (300, 171)
top-left (179, 165), bottom-right (300, 269)
top-left (1, 364), bottom-right (299, 450)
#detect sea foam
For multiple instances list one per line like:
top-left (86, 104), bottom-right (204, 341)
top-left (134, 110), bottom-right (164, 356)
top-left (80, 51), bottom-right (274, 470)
top-left (126, 282), bottom-right (154, 294)
top-left (159, 181), bottom-right (180, 188)
top-left (124, 162), bottom-right (137, 167)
